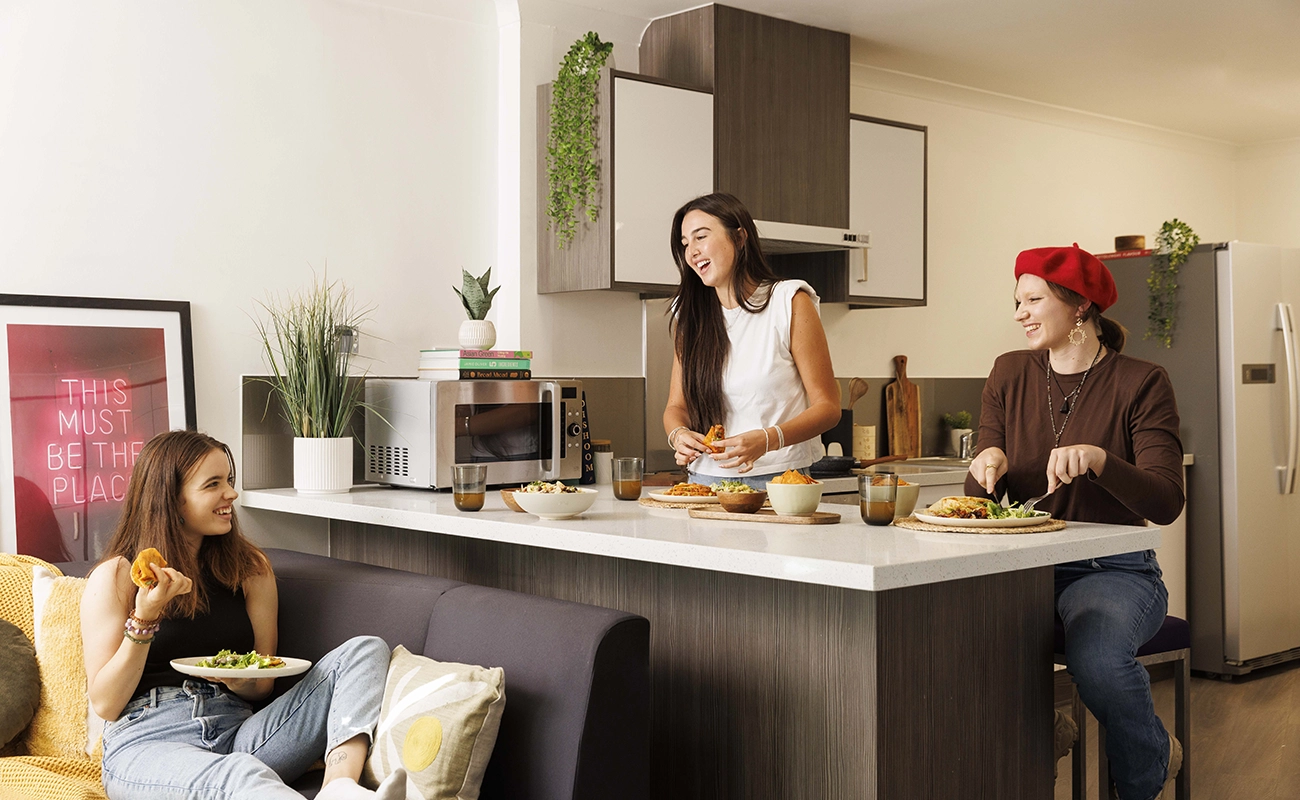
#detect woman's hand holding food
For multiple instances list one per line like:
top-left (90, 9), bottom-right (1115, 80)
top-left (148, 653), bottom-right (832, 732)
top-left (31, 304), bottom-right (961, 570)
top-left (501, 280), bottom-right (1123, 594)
top-left (970, 446), bottom-right (1007, 494)
top-left (1046, 444), bottom-right (1107, 493)
top-left (713, 429), bottom-right (768, 473)
top-left (133, 564), bottom-right (192, 622)
top-left (672, 429), bottom-right (710, 467)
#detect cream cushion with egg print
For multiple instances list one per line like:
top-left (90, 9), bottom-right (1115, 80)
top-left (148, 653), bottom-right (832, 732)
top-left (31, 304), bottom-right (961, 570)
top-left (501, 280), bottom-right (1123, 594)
top-left (363, 645), bottom-right (506, 800)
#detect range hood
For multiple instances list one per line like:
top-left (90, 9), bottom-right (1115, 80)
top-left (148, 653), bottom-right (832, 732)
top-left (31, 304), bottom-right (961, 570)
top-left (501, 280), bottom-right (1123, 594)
top-left (754, 219), bottom-right (870, 255)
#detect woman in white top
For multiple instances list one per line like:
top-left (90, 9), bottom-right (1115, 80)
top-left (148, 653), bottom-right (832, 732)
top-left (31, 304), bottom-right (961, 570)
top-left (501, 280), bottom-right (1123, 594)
top-left (663, 193), bottom-right (840, 486)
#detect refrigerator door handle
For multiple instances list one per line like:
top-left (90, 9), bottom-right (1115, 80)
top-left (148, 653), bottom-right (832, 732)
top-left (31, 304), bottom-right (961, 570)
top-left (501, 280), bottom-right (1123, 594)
top-left (1277, 302), bottom-right (1299, 494)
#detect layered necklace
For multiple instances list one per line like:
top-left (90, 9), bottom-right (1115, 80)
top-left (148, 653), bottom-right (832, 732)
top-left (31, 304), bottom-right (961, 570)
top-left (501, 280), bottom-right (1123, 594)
top-left (1046, 344), bottom-right (1104, 448)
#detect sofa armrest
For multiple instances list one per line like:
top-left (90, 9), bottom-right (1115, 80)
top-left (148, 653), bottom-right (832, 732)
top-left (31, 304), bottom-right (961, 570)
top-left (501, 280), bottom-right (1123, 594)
top-left (424, 584), bottom-right (649, 800)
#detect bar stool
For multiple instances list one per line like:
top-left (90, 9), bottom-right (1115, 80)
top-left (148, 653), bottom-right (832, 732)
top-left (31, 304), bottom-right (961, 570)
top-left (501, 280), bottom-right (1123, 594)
top-left (1055, 615), bottom-right (1191, 800)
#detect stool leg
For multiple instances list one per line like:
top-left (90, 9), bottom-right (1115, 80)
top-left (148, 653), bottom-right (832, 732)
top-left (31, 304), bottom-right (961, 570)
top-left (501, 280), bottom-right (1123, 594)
top-left (1175, 652), bottom-right (1190, 800)
top-left (1071, 686), bottom-right (1087, 800)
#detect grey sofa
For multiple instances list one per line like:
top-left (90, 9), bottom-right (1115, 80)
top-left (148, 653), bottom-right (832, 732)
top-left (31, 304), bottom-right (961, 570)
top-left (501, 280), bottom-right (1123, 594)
top-left (63, 548), bottom-right (650, 800)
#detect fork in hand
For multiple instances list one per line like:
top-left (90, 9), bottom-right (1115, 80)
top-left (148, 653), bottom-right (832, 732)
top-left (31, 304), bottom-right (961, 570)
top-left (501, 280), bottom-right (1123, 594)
top-left (1021, 492), bottom-right (1051, 514)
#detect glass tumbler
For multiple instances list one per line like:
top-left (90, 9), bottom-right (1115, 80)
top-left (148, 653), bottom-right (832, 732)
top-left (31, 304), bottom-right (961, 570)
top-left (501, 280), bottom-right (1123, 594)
top-left (612, 456), bottom-right (644, 501)
top-left (859, 472), bottom-right (897, 526)
top-left (451, 464), bottom-right (488, 511)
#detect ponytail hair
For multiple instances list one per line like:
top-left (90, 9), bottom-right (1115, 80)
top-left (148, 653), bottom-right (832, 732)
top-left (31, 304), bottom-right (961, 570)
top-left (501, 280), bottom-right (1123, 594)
top-left (1044, 282), bottom-right (1128, 353)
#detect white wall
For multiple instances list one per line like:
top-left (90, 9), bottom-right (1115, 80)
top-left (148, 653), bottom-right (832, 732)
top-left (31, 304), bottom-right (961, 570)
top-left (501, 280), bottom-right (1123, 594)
top-left (0, 0), bottom-right (499, 549)
top-left (1237, 139), bottom-right (1300, 248)
top-left (514, 1), bottom-right (649, 378)
top-left (825, 67), bottom-right (1240, 380)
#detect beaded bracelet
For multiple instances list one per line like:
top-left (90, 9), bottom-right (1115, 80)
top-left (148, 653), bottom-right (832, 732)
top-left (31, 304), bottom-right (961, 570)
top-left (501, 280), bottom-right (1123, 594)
top-left (775, 425), bottom-right (786, 450)
top-left (126, 612), bottom-right (161, 638)
top-left (123, 629), bottom-right (154, 645)
top-left (763, 427), bottom-right (771, 454)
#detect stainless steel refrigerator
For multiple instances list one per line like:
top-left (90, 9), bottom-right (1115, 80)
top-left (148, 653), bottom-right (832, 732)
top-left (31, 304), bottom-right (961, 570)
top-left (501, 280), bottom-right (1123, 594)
top-left (1107, 241), bottom-right (1300, 676)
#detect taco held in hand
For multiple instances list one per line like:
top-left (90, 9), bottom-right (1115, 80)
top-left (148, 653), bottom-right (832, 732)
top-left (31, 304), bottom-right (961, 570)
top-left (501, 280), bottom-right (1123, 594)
top-left (130, 547), bottom-right (168, 588)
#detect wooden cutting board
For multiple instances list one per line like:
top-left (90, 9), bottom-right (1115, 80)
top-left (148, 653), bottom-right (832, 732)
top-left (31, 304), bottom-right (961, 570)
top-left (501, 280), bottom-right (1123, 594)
top-left (688, 508), bottom-right (840, 524)
top-left (884, 354), bottom-right (921, 457)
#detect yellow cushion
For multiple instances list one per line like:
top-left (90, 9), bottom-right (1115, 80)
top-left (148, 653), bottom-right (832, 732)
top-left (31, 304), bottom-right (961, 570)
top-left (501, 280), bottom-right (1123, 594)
top-left (363, 645), bottom-right (505, 800)
top-left (29, 567), bottom-right (102, 761)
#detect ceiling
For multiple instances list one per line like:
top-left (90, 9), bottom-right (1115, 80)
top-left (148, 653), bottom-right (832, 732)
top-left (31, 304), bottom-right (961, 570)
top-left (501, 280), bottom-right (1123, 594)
top-left (583, 0), bottom-right (1300, 145)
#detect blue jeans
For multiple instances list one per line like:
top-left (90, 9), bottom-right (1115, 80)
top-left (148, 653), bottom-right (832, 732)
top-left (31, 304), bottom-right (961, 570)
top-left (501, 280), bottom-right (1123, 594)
top-left (1056, 551), bottom-right (1171, 800)
top-left (688, 467), bottom-right (808, 491)
top-left (101, 636), bottom-right (389, 800)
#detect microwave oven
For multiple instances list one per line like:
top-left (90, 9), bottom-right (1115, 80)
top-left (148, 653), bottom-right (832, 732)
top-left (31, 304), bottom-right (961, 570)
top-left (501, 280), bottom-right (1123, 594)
top-left (363, 378), bottom-right (585, 489)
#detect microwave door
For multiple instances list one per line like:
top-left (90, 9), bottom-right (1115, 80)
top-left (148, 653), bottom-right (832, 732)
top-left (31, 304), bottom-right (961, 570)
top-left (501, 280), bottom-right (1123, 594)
top-left (539, 382), bottom-right (563, 480)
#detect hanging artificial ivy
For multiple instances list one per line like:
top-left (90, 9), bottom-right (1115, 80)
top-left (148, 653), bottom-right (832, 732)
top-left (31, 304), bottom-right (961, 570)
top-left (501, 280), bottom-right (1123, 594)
top-left (1145, 219), bottom-right (1200, 348)
top-left (545, 32), bottom-right (614, 248)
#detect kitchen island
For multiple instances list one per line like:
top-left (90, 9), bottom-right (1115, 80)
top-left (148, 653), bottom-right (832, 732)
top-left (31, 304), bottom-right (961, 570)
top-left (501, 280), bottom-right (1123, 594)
top-left (242, 486), bottom-right (1158, 799)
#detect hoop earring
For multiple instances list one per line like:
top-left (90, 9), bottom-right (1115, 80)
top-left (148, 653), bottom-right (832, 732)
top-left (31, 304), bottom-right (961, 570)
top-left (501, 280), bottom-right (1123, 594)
top-left (1068, 318), bottom-right (1087, 346)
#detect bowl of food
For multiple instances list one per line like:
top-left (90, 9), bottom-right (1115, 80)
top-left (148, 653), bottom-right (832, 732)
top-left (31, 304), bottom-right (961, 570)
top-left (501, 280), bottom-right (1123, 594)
top-left (711, 480), bottom-right (766, 514)
top-left (500, 488), bottom-right (526, 513)
top-left (894, 479), bottom-right (920, 518)
top-left (765, 469), bottom-right (824, 516)
top-left (511, 481), bottom-right (598, 520)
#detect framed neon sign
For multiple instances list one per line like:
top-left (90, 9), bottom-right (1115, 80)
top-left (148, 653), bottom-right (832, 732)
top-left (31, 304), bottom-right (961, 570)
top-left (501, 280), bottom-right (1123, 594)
top-left (0, 295), bottom-right (195, 560)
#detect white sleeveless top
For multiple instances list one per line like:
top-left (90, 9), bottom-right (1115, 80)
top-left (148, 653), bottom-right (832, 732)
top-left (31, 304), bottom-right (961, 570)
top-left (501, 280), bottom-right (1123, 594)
top-left (690, 279), bottom-right (820, 478)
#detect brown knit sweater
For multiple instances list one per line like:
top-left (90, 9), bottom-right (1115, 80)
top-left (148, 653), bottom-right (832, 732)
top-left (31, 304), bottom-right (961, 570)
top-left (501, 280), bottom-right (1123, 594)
top-left (963, 349), bottom-right (1185, 526)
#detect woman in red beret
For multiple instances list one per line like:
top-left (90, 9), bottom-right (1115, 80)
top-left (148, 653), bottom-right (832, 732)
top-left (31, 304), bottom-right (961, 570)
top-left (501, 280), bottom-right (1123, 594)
top-left (966, 244), bottom-right (1185, 800)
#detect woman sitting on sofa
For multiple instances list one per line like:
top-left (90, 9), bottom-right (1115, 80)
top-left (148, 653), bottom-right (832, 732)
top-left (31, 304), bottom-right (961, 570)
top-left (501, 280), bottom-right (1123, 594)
top-left (80, 430), bottom-right (405, 800)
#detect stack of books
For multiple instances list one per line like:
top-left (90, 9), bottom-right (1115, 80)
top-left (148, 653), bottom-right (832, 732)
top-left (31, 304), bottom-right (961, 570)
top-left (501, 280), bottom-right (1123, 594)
top-left (418, 348), bottom-right (533, 381)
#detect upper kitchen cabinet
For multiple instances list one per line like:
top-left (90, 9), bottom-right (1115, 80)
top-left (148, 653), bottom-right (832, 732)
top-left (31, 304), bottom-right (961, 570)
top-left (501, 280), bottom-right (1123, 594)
top-left (641, 5), bottom-right (850, 228)
top-left (537, 70), bottom-right (712, 294)
top-left (845, 115), bottom-right (928, 307)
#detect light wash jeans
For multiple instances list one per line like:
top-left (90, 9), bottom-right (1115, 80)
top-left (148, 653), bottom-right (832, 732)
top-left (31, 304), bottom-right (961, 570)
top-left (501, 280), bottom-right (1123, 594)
top-left (688, 466), bottom-right (808, 491)
top-left (101, 636), bottom-right (389, 800)
top-left (1056, 551), bottom-right (1171, 800)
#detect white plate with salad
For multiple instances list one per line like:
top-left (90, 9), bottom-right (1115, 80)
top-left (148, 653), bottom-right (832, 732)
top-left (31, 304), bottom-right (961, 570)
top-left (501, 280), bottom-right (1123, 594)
top-left (172, 650), bottom-right (312, 680)
top-left (913, 510), bottom-right (1052, 528)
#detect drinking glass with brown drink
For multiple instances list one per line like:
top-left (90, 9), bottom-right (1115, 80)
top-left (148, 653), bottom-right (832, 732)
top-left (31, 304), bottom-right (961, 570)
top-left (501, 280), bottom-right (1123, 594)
top-left (452, 464), bottom-right (488, 511)
top-left (859, 472), bottom-right (897, 526)
top-left (612, 457), bottom-right (643, 501)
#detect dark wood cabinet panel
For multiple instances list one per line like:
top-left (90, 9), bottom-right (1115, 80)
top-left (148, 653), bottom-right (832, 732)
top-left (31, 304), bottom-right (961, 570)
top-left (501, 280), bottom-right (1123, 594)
top-left (639, 5), bottom-right (714, 91)
top-left (713, 5), bottom-right (849, 227)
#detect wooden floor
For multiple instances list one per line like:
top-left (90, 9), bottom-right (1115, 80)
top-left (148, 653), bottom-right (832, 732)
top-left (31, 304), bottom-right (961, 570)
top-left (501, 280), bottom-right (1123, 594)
top-left (1055, 661), bottom-right (1300, 799)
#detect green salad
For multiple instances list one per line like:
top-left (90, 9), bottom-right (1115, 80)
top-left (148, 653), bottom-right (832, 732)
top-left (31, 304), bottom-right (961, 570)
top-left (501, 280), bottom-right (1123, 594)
top-left (711, 480), bottom-right (757, 494)
top-left (986, 501), bottom-right (1048, 519)
top-left (196, 649), bottom-right (285, 669)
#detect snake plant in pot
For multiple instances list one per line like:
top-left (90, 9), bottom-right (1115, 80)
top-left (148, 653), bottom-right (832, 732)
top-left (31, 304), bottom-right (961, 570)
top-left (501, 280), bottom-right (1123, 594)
top-left (455, 267), bottom-right (500, 350)
top-left (254, 277), bottom-right (371, 494)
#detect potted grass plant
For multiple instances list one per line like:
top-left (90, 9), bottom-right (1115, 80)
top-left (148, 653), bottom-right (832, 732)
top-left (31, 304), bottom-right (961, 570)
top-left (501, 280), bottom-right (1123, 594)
top-left (254, 277), bottom-right (371, 494)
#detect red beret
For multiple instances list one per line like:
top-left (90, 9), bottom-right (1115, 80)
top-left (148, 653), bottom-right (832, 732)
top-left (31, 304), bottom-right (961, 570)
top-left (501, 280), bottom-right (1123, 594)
top-left (1014, 244), bottom-right (1118, 312)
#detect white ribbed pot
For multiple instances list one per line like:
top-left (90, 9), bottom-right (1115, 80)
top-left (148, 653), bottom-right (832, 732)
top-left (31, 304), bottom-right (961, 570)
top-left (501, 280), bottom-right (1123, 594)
top-left (293, 437), bottom-right (353, 494)
top-left (458, 319), bottom-right (496, 350)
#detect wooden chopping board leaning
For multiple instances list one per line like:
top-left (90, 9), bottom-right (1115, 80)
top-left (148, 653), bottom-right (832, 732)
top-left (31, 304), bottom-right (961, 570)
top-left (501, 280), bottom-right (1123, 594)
top-left (884, 354), bottom-right (921, 457)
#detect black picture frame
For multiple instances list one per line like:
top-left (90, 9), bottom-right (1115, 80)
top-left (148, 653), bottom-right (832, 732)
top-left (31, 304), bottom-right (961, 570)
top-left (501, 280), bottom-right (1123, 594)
top-left (0, 294), bottom-right (197, 559)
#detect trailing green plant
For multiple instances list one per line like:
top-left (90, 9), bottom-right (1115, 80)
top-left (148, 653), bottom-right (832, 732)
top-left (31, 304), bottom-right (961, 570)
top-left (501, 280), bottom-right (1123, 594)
top-left (942, 411), bottom-right (972, 430)
top-left (253, 276), bottom-right (371, 438)
top-left (1145, 219), bottom-right (1200, 348)
top-left (453, 267), bottom-right (500, 320)
top-left (546, 31), bottom-right (614, 248)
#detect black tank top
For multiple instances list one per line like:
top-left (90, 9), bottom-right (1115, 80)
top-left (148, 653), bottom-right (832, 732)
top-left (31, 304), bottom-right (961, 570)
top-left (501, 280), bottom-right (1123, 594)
top-left (133, 567), bottom-right (255, 697)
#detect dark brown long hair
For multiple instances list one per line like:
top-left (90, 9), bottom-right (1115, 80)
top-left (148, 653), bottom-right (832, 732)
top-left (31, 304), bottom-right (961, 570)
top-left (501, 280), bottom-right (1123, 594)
top-left (668, 193), bottom-right (779, 432)
top-left (100, 430), bottom-right (267, 619)
top-left (1045, 283), bottom-right (1128, 352)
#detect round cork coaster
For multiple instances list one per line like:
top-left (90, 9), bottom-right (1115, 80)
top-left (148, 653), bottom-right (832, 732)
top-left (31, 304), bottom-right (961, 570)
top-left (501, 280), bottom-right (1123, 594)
top-left (892, 515), bottom-right (1067, 535)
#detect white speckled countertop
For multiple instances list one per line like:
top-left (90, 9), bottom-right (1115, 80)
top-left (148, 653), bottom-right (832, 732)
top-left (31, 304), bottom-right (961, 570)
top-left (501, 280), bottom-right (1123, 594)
top-left (240, 486), bottom-right (1158, 592)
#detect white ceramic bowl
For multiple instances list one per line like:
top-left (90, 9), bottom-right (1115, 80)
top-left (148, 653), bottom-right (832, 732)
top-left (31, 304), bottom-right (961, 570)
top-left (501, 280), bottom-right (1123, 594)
top-left (765, 480), bottom-right (825, 516)
top-left (511, 487), bottom-right (598, 520)
top-left (894, 482), bottom-right (920, 519)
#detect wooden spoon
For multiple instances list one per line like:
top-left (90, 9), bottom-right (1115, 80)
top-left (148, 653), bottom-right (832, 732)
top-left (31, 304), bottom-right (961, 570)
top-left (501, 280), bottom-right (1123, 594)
top-left (848, 377), bottom-right (869, 409)
top-left (856, 454), bottom-right (909, 468)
